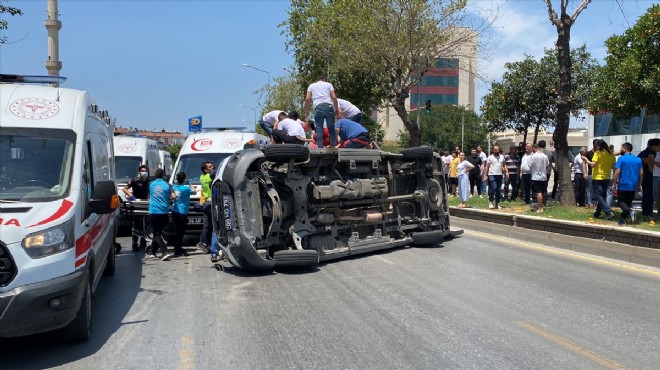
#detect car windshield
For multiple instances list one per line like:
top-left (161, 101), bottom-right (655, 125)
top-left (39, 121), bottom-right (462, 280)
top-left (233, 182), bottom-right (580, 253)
top-left (0, 128), bottom-right (76, 202)
top-left (115, 156), bottom-right (142, 184)
top-left (173, 153), bottom-right (231, 185)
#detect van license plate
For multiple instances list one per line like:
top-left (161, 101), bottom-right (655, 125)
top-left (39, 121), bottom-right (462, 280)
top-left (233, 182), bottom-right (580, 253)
top-left (188, 217), bottom-right (204, 225)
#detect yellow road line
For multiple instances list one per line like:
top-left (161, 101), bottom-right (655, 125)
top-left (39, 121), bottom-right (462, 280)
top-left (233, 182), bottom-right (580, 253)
top-left (375, 255), bottom-right (394, 265)
top-left (464, 229), bottom-right (660, 278)
top-left (516, 321), bottom-right (629, 369)
top-left (179, 335), bottom-right (195, 370)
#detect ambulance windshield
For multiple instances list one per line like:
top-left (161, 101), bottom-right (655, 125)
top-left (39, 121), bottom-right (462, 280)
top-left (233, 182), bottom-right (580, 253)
top-left (0, 128), bottom-right (75, 202)
top-left (115, 156), bottom-right (142, 184)
top-left (173, 153), bottom-right (231, 185)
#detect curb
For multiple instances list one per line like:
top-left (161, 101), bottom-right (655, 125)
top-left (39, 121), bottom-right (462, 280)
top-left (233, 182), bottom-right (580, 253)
top-left (449, 207), bottom-right (660, 268)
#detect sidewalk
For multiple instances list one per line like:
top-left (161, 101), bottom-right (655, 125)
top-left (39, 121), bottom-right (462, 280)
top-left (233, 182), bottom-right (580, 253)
top-left (449, 206), bottom-right (660, 268)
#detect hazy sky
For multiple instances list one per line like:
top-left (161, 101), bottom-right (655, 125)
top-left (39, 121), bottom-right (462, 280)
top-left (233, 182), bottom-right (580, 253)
top-left (0, 0), bottom-right (655, 132)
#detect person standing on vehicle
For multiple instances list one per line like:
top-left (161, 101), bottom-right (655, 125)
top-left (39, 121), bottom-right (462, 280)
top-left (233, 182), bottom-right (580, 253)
top-left (197, 161), bottom-right (214, 253)
top-left (456, 152), bottom-right (475, 208)
top-left (612, 142), bottom-right (643, 225)
top-left (148, 168), bottom-right (175, 261)
top-left (583, 139), bottom-right (616, 220)
top-left (172, 171), bottom-right (193, 257)
top-left (123, 165), bottom-right (151, 251)
top-left (304, 75), bottom-right (339, 148)
top-left (337, 98), bottom-right (363, 123)
top-left (258, 110), bottom-right (284, 136)
top-left (483, 145), bottom-right (509, 209)
top-left (335, 118), bottom-right (370, 148)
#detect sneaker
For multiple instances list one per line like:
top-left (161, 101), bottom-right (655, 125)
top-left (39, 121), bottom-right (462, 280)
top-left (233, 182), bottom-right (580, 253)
top-left (536, 209), bottom-right (544, 214)
top-left (149, 254), bottom-right (157, 259)
top-left (211, 254), bottom-right (218, 263)
top-left (593, 212), bottom-right (601, 218)
top-left (489, 202), bottom-right (494, 209)
top-left (496, 204), bottom-right (502, 210)
top-left (630, 211), bottom-right (636, 223)
top-left (160, 253), bottom-right (171, 261)
top-left (605, 212), bottom-right (614, 221)
top-left (617, 219), bottom-right (626, 226)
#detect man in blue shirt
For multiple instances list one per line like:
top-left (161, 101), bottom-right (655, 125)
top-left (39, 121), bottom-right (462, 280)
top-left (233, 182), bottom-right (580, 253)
top-left (335, 118), bottom-right (370, 148)
top-left (149, 168), bottom-right (176, 260)
top-left (172, 171), bottom-right (193, 257)
top-left (612, 142), bottom-right (643, 225)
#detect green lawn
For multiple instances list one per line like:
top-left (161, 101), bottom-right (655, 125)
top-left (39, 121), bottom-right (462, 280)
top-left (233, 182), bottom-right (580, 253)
top-left (447, 194), bottom-right (660, 232)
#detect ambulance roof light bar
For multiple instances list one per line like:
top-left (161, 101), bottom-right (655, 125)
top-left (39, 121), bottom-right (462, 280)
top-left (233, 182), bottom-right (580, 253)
top-left (0, 74), bottom-right (67, 84)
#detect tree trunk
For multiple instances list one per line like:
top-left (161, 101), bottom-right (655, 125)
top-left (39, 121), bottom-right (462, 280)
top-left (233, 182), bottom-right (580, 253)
top-left (553, 13), bottom-right (576, 205)
top-left (533, 118), bottom-right (542, 144)
top-left (391, 94), bottom-right (421, 147)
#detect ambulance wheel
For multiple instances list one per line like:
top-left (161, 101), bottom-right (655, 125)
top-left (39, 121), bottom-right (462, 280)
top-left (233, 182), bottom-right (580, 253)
top-left (264, 144), bottom-right (309, 162)
top-left (103, 242), bottom-right (116, 277)
top-left (63, 274), bottom-right (92, 342)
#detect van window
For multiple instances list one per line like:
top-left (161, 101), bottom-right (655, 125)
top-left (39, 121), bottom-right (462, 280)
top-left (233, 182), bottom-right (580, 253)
top-left (0, 128), bottom-right (75, 202)
top-left (173, 153), bottom-right (231, 184)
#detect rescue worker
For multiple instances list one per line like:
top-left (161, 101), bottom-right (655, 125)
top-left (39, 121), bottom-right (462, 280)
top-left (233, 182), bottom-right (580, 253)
top-left (334, 118), bottom-right (370, 148)
top-left (123, 165), bottom-right (150, 251)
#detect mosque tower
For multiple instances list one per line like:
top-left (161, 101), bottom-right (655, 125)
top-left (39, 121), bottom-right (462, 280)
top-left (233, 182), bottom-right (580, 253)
top-left (44, 0), bottom-right (62, 76)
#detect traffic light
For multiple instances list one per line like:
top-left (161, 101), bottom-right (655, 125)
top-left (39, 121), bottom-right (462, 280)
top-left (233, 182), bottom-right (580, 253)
top-left (425, 100), bottom-right (432, 114)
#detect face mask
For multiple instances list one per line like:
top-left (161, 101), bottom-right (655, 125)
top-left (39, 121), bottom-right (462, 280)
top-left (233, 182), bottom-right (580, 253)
top-left (139, 171), bottom-right (148, 178)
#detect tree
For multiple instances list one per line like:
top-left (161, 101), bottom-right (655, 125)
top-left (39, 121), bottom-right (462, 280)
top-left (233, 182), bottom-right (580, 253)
top-left (544, 0), bottom-right (591, 206)
top-left (282, 0), bottom-right (494, 146)
top-left (0, 0), bottom-right (22, 44)
top-left (167, 144), bottom-right (182, 163)
top-left (398, 104), bottom-right (490, 150)
top-left (481, 46), bottom-right (598, 144)
top-left (590, 4), bottom-right (660, 117)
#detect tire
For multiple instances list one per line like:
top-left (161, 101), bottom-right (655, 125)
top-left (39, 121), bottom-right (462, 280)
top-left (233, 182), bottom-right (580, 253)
top-left (264, 144), bottom-right (309, 162)
top-left (401, 146), bottom-right (434, 160)
top-left (103, 242), bottom-right (116, 277)
top-left (273, 249), bottom-right (319, 267)
top-left (63, 274), bottom-right (92, 342)
top-left (411, 230), bottom-right (445, 246)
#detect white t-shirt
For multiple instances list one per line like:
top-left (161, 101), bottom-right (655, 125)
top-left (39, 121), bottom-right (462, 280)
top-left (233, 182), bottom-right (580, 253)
top-left (486, 154), bottom-right (505, 175)
top-left (441, 154), bottom-right (452, 175)
top-left (520, 153), bottom-right (533, 174)
top-left (654, 150), bottom-right (660, 177)
top-left (278, 118), bottom-right (305, 138)
top-left (573, 154), bottom-right (585, 174)
top-left (262, 110), bottom-right (284, 125)
top-left (307, 80), bottom-right (335, 108)
top-left (530, 152), bottom-right (549, 181)
top-left (338, 99), bottom-right (361, 117)
top-left (457, 160), bottom-right (472, 176)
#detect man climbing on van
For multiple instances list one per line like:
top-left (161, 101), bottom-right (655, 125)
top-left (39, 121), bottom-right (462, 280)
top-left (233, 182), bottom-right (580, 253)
top-left (123, 165), bottom-right (151, 251)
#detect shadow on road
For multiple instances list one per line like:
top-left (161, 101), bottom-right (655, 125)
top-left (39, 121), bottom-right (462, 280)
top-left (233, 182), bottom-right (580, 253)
top-left (0, 241), bottom-right (143, 368)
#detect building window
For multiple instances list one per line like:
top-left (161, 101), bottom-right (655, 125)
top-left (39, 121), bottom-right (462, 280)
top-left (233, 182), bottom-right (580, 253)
top-left (434, 58), bottom-right (459, 69)
top-left (410, 94), bottom-right (458, 106)
top-left (421, 76), bottom-right (459, 87)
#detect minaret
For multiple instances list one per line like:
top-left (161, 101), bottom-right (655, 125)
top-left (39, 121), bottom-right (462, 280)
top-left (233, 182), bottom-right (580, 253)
top-left (44, 0), bottom-right (62, 76)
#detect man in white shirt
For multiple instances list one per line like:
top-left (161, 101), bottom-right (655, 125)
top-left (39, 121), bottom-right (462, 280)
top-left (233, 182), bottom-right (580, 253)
top-left (519, 143), bottom-right (533, 204)
top-left (530, 143), bottom-right (550, 213)
top-left (272, 111), bottom-right (314, 145)
top-left (483, 145), bottom-right (509, 209)
top-left (258, 110), bottom-right (284, 136)
top-left (337, 98), bottom-right (363, 123)
top-left (573, 146), bottom-right (588, 206)
top-left (304, 75), bottom-right (339, 148)
top-left (440, 148), bottom-right (452, 188)
top-left (476, 145), bottom-right (488, 194)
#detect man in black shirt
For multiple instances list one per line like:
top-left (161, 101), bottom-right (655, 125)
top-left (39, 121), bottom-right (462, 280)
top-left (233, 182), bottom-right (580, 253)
top-left (466, 148), bottom-right (483, 196)
top-left (638, 138), bottom-right (660, 217)
top-left (123, 165), bottom-right (151, 251)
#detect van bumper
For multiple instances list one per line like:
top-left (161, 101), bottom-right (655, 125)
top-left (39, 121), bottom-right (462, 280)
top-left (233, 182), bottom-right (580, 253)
top-left (0, 270), bottom-right (86, 338)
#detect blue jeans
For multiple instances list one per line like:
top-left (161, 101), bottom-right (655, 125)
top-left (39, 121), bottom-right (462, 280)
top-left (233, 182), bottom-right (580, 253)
top-left (521, 174), bottom-right (532, 204)
top-left (210, 230), bottom-right (219, 256)
top-left (585, 175), bottom-right (594, 205)
top-left (488, 175), bottom-right (503, 204)
top-left (592, 179), bottom-right (612, 215)
top-left (314, 103), bottom-right (337, 147)
top-left (347, 113), bottom-right (363, 124)
top-left (258, 119), bottom-right (273, 136)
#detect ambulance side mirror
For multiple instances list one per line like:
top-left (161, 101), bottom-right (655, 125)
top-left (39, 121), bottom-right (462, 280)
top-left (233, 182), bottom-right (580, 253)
top-left (90, 180), bottom-right (117, 215)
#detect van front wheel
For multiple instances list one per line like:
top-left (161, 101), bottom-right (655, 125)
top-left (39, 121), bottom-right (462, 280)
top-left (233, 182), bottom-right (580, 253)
top-left (63, 275), bottom-right (92, 342)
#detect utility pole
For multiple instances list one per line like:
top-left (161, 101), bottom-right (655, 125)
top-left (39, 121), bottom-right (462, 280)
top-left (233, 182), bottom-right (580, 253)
top-left (45, 0), bottom-right (62, 77)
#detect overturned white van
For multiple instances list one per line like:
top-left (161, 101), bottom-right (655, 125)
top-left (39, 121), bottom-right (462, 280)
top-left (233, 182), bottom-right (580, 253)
top-left (0, 75), bottom-right (119, 340)
top-left (171, 128), bottom-right (269, 233)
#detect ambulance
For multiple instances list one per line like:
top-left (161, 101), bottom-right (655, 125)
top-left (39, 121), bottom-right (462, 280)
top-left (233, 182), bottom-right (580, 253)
top-left (113, 135), bottom-right (160, 201)
top-left (170, 128), bottom-right (269, 233)
top-left (158, 149), bottom-right (173, 179)
top-left (0, 75), bottom-right (119, 340)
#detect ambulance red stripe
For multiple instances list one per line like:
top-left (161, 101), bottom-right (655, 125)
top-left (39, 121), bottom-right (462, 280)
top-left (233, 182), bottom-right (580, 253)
top-left (27, 199), bottom-right (74, 228)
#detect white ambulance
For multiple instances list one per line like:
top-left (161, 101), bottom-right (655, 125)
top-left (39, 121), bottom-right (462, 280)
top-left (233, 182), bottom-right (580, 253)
top-left (158, 149), bottom-right (173, 179)
top-left (0, 75), bottom-right (119, 340)
top-left (171, 128), bottom-right (269, 233)
top-left (113, 135), bottom-right (160, 201)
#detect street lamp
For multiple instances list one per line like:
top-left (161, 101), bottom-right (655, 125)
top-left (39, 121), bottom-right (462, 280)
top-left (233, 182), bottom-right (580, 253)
top-left (239, 104), bottom-right (257, 128)
top-left (242, 63), bottom-right (271, 103)
top-left (461, 103), bottom-right (471, 152)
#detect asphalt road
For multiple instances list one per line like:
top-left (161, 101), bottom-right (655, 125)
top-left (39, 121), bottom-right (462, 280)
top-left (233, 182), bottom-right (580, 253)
top-left (1, 231), bottom-right (659, 370)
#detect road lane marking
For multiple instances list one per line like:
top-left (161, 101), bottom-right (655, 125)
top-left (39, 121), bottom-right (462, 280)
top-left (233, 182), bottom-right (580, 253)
top-left (179, 335), bottom-right (195, 370)
top-left (375, 255), bottom-right (394, 265)
top-left (516, 321), bottom-right (629, 370)
top-left (464, 230), bottom-right (660, 278)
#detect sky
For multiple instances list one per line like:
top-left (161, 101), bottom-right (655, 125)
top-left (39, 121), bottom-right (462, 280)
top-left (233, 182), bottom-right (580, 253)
top-left (0, 0), bottom-right (655, 133)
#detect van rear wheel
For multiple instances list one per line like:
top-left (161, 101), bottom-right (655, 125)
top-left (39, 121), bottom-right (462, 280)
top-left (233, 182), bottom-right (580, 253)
top-left (62, 274), bottom-right (92, 342)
